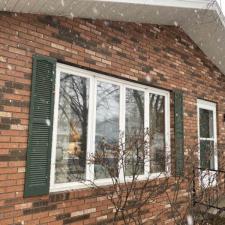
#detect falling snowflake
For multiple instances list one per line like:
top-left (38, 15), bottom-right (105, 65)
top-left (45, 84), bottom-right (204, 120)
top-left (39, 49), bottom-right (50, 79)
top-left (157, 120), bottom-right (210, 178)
top-left (174, 21), bottom-right (178, 26)
top-left (104, 21), bottom-right (110, 26)
top-left (92, 7), bottom-right (98, 15)
top-left (45, 119), bottom-right (51, 126)
top-left (61, 0), bottom-right (65, 7)
top-left (0, 56), bottom-right (6, 62)
top-left (145, 75), bottom-right (152, 83)
top-left (7, 65), bottom-right (12, 70)
top-left (70, 12), bottom-right (74, 18)
top-left (187, 215), bottom-right (193, 225)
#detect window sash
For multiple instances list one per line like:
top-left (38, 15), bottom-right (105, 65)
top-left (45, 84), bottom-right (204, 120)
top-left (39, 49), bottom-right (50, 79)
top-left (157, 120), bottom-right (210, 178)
top-left (197, 99), bottom-right (217, 170)
top-left (94, 79), bottom-right (121, 180)
top-left (50, 63), bottom-right (170, 192)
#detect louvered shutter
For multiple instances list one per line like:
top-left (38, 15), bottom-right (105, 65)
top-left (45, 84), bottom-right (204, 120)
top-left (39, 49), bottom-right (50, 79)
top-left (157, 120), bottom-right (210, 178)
top-left (24, 55), bottom-right (56, 197)
top-left (174, 91), bottom-right (184, 176)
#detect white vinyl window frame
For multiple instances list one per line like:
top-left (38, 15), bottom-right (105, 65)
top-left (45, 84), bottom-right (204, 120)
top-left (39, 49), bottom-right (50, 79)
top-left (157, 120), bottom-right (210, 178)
top-left (197, 99), bottom-right (218, 171)
top-left (50, 63), bottom-right (170, 192)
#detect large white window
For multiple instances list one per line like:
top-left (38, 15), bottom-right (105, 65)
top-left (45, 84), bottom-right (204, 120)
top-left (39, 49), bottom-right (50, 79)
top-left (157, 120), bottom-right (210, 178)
top-left (50, 63), bottom-right (170, 192)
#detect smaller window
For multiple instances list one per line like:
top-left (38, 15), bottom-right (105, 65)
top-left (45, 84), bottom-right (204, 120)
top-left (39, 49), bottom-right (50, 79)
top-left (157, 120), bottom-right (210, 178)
top-left (197, 100), bottom-right (217, 170)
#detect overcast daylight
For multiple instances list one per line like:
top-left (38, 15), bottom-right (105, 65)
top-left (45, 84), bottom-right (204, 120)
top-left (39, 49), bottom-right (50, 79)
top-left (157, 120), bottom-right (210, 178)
top-left (1, 0), bottom-right (225, 225)
top-left (218, 0), bottom-right (225, 11)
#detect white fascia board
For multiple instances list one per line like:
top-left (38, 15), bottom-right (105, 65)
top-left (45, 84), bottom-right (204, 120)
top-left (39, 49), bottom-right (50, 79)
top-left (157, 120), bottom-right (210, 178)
top-left (212, 0), bottom-right (225, 27)
top-left (91, 0), bottom-right (211, 9)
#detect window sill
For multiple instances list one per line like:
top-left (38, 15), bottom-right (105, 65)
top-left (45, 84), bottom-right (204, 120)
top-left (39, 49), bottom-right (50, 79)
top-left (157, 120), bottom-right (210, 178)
top-left (50, 172), bottom-right (170, 193)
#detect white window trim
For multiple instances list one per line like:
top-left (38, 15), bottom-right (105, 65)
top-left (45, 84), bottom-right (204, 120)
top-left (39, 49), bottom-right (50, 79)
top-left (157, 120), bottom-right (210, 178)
top-left (50, 63), bottom-right (171, 193)
top-left (197, 99), bottom-right (218, 171)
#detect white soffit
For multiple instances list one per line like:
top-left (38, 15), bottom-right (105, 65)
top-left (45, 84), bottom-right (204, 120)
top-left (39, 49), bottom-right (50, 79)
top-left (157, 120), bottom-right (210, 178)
top-left (1, 0), bottom-right (225, 75)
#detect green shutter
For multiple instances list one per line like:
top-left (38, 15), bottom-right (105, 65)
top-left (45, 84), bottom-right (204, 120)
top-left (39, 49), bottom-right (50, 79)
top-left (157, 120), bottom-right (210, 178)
top-left (174, 91), bottom-right (184, 176)
top-left (24, 55), bottom-right (56, 197)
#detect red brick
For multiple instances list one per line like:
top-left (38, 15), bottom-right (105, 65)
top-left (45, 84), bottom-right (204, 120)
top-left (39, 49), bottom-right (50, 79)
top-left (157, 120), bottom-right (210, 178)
top-left (9, 47), bottom-right (26, 56)
top-left (0, 167), bottom-right (17, 174)
top-left (0, 13), bottom-right (224, 225)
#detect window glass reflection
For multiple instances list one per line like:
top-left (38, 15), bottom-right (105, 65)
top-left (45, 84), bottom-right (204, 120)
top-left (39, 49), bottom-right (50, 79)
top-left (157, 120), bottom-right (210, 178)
top-left (94, 81), bottom-right (120, 179)
top-left (55, 72), bottom-right (89, 183)
top-left (149, 94), bottom-right (165, 173)
top-left (125, 88), bottom-right (145, 176)
top-left (200, 140), bottom-right (214, 170)
top-left (200, 109), bottom-right (214, 138)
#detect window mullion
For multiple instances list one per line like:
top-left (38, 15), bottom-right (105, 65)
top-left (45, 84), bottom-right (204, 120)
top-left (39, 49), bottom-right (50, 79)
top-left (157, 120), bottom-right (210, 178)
top-left (119, 84), bottom-right (126, 182)
top-left (199, 137), bottom-right (215, 141)
top-left (50, 66), bottom-right (61, 190)
top-left (165, 93), bottom-right (171, 174)
top-left (144, 90), bottom-right (150, 176)
top-left (213, 108), bottom-right (218, 170)
top-left (86, 76), bottom-right (96, 182)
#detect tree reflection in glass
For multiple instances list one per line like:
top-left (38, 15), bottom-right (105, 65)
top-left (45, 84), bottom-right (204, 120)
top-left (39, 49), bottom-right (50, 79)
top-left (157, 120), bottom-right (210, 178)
top-left (94, 81), bottom-right (120, 179)
top-left (200, 109), bottom-right (214, 138)
top-left (55, 72), bottom-right (89, 183)
top-left (149, 94), bottom-right (165, 173)
top-left (199, 109), bottom-right (215, 169)
top-left (125, 88), bottom-right (145, 176)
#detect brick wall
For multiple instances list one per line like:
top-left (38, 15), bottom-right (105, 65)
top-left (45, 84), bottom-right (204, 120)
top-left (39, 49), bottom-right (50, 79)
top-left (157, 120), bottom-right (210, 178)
top-left (0, 12), bottom-right (225, 225)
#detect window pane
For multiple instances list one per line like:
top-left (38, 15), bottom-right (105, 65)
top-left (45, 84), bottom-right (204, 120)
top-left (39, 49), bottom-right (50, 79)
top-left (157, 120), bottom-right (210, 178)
top-left (55, 73), bottom-right (89, 183)
top-left (125, 88), bottom-right (145, 176)
top-left (200, 140), bottom-right (214, 170)
top-left (149, 94), bottom-right (165, 173)
top-left (200, 109), bottom-right (214, 138)
top-left (94, 81), bottom-right (120, 179)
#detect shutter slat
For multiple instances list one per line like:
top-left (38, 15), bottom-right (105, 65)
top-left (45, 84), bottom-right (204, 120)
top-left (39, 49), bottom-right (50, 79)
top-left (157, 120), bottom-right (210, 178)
top-left (174, 91), bottom-right (184, 176)
top-left (24, 55), bottom-right (56, 197)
